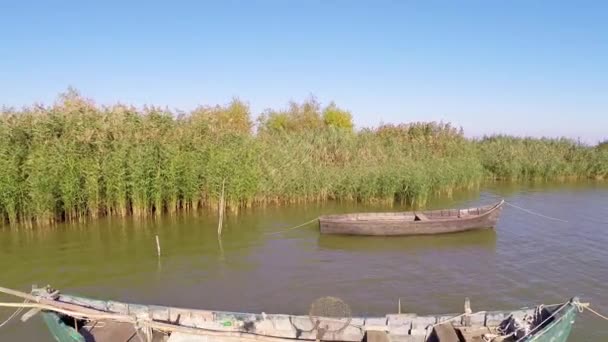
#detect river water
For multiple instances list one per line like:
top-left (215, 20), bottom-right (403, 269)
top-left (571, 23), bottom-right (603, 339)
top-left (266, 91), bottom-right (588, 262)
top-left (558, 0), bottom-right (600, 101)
top-left (1, 182), bottom-right (607, 341)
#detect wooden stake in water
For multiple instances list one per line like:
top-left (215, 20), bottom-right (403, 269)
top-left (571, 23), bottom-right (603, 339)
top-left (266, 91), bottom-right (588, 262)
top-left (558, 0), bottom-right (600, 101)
top-left (155, 235), bottom-right (161, 257)
top-left (464, 297), bottom-right (472, 327)
top-left (217, 179), bottom-right (226, 237)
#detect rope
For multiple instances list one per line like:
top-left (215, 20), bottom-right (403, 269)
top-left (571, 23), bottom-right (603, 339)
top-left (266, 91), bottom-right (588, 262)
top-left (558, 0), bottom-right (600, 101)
top-left (486, 193), bottom-right (608, 224)
top-left (504, 201), bottom-right (569, 223)
top-left (586, 306), bottom-right (608, 320)
top-left (504, 200), bottom-right (608, 224)
top-left (579, 303), bottom-right (608, 321)
top-left (265, 217), bottom-right (318, 235)
top-left (0, 299), bottom-right (29, 329)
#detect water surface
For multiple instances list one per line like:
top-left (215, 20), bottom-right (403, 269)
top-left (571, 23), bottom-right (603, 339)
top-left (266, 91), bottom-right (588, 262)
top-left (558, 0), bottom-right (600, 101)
top-left (1, 182), bottom-right (607, 340)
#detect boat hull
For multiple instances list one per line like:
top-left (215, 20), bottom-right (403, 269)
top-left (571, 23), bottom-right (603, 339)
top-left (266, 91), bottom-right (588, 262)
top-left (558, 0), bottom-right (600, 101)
top-left (319, 201), bottom-right (504, 236)
top-left (41, 312), bottom-right (85, 342)
top-left (38, 292), bottom-right (578, 342)
top-left (529, 304), bottom-right (577, 342)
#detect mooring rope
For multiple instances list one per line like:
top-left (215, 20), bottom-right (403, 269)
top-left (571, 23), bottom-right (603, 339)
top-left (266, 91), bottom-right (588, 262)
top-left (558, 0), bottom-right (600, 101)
top-left (482, 190), bottom-right (608, 225)
top-left (0, 298), bottom-right (29, 329)
top-left (582, 304), bottom-right (608, 321)
top-left (503, 201), bottom-right (569, 223)
top-left (265, 217), bottom-right (319, 235)
top-left (504, 200), bottom-right (608, 224)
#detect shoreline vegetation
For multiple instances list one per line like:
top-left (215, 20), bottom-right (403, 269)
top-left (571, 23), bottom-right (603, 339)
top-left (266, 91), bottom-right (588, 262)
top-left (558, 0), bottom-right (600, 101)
top-left (1, 90), bottom-right (607, 227)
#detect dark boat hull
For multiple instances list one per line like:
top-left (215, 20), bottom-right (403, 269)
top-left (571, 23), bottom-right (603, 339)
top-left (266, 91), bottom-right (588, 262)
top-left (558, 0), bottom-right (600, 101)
top-left (319, 200), bottom-right (504, 236)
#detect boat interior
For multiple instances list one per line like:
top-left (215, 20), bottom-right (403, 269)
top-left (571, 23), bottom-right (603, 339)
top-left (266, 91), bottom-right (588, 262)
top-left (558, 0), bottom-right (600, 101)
top-left (322, 202), bottom-right (501, 222)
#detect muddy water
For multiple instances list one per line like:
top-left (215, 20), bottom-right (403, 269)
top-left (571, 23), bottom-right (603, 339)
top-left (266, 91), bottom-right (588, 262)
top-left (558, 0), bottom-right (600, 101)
top-left (1, 181), bottom-right (607, 340)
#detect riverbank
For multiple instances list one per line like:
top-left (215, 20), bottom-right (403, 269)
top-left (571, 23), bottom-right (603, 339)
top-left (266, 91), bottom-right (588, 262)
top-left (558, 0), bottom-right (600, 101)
top-left (1, 91), bottom-right (606, 226)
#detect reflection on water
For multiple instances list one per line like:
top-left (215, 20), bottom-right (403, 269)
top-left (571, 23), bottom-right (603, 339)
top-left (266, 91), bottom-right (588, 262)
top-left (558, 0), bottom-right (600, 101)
top-left (0, 181), bottom-right (607, 341)
top-left (317, 229), bottom-right (497, 253)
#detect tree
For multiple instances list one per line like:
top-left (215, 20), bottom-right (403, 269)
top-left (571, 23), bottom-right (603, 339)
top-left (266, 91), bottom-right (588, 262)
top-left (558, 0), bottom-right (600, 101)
top-left (322, 102), bottom-right (354, 130)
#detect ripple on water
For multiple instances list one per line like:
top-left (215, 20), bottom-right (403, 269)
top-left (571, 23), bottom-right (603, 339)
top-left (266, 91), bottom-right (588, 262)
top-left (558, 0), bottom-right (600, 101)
top-left (1, 182), bottom-right (607, 341)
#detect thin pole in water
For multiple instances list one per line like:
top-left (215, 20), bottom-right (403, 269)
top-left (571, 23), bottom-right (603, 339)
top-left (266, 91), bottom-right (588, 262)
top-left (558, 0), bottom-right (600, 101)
top-left (155, 235), bottom-right (161, 257)
top-left (217, 179), bottom-right (226, 237)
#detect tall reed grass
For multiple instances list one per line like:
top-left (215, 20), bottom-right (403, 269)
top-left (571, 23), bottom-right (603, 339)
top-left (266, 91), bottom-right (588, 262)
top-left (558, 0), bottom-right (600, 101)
top-left (0, 91), bottom-right (605, 226)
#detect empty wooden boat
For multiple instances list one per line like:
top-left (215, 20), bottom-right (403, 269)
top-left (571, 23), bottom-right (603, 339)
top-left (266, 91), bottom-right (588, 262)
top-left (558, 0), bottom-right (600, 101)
top-left (0, 285), bottom-right (579, 342)
top-left (319, 200), bottom-right (504, 236)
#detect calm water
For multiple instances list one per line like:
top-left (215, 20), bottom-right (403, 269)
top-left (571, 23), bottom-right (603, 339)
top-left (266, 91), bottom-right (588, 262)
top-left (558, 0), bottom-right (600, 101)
top-left (1, 182), bottom-right (607, 341)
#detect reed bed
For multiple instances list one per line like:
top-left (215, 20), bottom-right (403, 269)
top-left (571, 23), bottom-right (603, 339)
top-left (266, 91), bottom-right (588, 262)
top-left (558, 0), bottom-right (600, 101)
top-left (0, 92), bottom-right (605, 226)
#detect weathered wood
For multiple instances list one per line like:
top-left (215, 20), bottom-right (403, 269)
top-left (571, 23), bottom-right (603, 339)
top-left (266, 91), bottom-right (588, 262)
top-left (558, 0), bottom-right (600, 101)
top-left (463, 298), bottom-right (472, 327)
top-left (20, 307), bottom-right (42, 322)
top-left (457, 326), bottom-right (495, 342)
top-left (81, 320), bottom-right (139, 342)
top-left (319, 200), bottom-right (504, 236)
top-left (430, 322), bottom-right (459, 342)
top-left (167, 332), bottom-right (208, 341)
top-left (0, 287), bottom-right (579, 342)
top-left (366, 330), bottom-right (391, 342)
top-left (0, 286), bottom-right (42, 302)
top-left (414, 213), bottom-right (429, 221)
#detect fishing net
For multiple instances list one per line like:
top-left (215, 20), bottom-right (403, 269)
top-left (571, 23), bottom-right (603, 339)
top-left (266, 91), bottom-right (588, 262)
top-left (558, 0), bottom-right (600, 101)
top-left (308, 296), bottom-right (352, 335)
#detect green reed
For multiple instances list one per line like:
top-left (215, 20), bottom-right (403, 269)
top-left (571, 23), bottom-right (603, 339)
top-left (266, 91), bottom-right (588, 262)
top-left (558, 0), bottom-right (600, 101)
top-left (477, 135), bottom-right (606, 180)
top-left (0, 91), bottom-right (605, 226)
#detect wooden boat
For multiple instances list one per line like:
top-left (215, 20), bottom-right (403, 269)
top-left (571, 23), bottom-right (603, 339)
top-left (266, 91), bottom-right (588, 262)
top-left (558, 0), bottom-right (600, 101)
top-left (0, 286), bottom-right (579, 342)
top-left (319, 200), bottom-right (505, 236)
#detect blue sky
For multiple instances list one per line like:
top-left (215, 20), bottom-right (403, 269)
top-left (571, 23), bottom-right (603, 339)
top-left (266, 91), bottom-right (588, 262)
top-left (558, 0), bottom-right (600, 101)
top-left (1, 1), bottom-right (606, 143)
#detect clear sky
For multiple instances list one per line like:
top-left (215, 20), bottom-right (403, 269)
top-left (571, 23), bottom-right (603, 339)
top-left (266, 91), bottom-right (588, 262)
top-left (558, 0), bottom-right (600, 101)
top-left (1, 1), bottom-right (606, 143)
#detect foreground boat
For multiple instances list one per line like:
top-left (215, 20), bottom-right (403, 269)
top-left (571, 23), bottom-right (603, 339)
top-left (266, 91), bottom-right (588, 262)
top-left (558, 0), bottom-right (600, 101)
top-left (319, 200), bottom-right (504, 236)
top-left (1, 286), bottom-right (579, 342)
